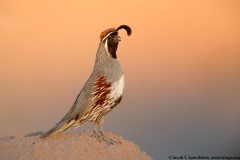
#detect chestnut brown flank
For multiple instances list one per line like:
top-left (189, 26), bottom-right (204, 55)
top-left (92, 76), bottom-right (111, 108)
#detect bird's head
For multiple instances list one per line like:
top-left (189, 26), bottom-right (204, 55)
top-left (99, 25), bottom-right (132, 59)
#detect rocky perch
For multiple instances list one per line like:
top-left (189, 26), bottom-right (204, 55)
top-left (0, 131), bottom-right (153, 160)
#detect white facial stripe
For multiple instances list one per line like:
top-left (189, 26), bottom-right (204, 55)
top-left (102, 31), bottom-right (114, 41)
top-left (104, 39), bottom-right (109, 54)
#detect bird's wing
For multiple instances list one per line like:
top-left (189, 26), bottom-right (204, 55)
top-left (40, 75), bottom-right (95, 139)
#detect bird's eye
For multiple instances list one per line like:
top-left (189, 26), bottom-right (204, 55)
top-left (108, 36), bottom-right (112, 40)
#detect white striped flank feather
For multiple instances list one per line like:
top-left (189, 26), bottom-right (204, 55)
top-left (109, 76), bottom-right (124, 100)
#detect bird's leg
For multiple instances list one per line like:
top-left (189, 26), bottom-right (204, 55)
top-left (92, 116), bottom-right (117, 145)
top-left (93, 122), bottom-right (105, 141)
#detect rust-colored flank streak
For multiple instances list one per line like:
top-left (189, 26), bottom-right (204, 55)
top-left (92, 76), bottom-right (111, 108)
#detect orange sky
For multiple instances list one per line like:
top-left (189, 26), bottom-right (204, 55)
top-left (0, 0), bottom-right (240, 158)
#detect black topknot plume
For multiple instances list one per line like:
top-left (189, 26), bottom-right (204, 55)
top-left (116, 25), bottom-right (132, 36)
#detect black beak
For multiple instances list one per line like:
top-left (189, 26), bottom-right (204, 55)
top-left (113, 35), bottom-right (121, 43)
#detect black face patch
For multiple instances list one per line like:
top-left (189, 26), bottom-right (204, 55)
top-left (105, 32), bottom-right (119, 59)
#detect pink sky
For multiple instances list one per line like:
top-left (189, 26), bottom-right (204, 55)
top-left (0, 0), bottom-right (240, 158)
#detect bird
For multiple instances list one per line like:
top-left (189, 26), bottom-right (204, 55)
top-left (40, 25), bottom-right (132, 144)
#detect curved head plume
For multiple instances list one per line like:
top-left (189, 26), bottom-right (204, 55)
top-left (100, 25), bottom-right (132, 41)
top-left (116, 25), bottom-right (132, 36)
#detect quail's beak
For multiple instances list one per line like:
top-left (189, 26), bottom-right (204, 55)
top-left (118, 36), bottom-right (121, 41)
top-left (114, 36), bottom-right (121, 43)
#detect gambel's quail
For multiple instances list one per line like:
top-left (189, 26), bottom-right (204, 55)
top-left (40, 25), bottom-right (132, 144)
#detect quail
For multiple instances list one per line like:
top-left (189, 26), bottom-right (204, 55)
top-left (40, 25), bottom-right (132, 144)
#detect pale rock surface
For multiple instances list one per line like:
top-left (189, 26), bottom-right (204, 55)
top-left (0, 131), bottom-right (153, 160)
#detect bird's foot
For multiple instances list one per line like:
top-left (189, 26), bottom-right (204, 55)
top-left (91, 131), bottom-right (120, 145)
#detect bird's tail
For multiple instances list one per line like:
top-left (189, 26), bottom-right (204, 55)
top-left (40, 119), bottom-right (76, 139)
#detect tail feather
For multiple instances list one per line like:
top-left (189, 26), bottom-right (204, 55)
top-left (40, 119), bottom-right (75, 139)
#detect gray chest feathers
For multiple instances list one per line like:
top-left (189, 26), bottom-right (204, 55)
top-left (87, 75), bottom-right (124, 122)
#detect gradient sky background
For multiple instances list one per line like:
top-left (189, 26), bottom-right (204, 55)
top-left (0, 0), bottom-right (240, 159)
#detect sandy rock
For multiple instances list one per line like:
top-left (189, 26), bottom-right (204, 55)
top-left (0, 131), bottom-right (153, 160)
